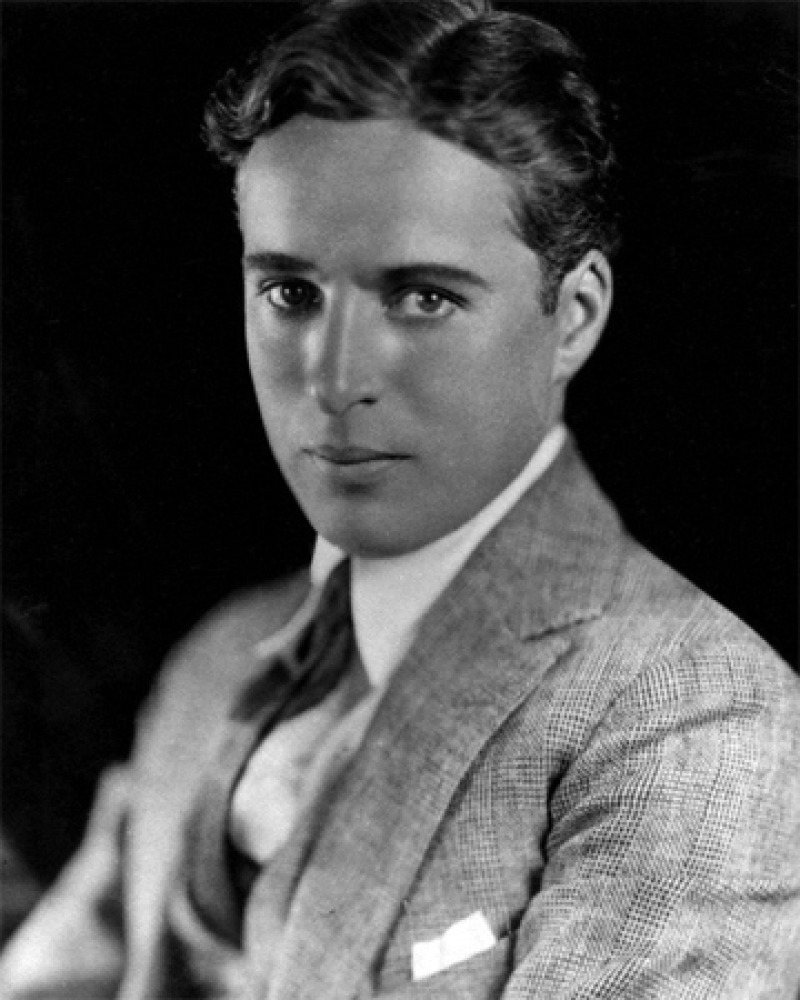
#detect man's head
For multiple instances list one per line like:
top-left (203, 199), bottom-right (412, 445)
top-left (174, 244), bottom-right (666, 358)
top-left (207, 0), bottom-right (619, 314)
top-left (206, 0), bottom-right (618, 558)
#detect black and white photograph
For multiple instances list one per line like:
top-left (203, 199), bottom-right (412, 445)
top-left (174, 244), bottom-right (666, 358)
top-left (2, 1), bottom-right (798, 996)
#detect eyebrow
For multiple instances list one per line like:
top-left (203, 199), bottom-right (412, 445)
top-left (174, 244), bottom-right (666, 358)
top-left (242, 251), bottom-right (493, 292)
top-left (242, 251), bottom-right (316, 274)
top-left (381, 264), bottom-right (492, 292)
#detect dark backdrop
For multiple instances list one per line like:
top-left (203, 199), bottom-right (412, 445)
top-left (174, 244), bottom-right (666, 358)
top-left (3, 1), bottom-right (797, 888)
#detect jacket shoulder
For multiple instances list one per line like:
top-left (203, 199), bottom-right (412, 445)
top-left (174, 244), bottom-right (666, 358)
top-left (138, 571), bottom-right (310, 751)
top-left (545, 533), bottom-right (800, 745)
top-left (611, 536), bottom-right (787, 662)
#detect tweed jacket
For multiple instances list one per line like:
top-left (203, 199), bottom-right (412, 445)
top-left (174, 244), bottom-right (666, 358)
top-left (2, 442), bottom-right (800, 999)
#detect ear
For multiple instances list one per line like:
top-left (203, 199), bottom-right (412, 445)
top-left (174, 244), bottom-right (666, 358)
top-left (551, 250), bottom-right (613, 386)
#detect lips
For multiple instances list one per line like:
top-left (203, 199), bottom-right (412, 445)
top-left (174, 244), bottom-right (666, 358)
top-left (304, 443), bottom-right (410, 484)
top-left (308, 444), bottom-right (406, 465)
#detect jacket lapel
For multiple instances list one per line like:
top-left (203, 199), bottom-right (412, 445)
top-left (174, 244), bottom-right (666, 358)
top-left (254, 440), bottom-right (622, 1000)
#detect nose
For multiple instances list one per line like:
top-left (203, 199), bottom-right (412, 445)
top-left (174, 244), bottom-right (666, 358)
top-left (306, 296), bottom-right (381, 416)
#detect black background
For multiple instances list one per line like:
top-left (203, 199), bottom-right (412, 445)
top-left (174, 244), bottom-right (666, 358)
top-left (3, 1), bottom-right (797, 887)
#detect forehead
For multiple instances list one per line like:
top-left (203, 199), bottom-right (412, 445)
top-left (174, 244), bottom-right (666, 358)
top-left (236, 117), bottom-right (529, 268)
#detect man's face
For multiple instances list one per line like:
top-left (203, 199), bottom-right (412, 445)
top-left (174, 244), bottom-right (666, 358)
top-left (238, 117), bottom-right (564, 558)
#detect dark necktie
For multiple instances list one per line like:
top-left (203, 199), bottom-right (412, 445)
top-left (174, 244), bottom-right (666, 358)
top-left (179, 559), bottom-right (355, 945)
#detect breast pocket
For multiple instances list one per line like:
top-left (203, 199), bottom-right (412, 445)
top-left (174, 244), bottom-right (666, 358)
top-left (375, 935), bottom-right (513, 1000)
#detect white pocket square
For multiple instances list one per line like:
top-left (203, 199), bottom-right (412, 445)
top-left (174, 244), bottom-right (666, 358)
top-left (411, 911), bottom-right (497, 981)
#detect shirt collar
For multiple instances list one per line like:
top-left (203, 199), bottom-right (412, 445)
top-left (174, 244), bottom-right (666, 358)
top-left (310, 423), bottom-right (567, 689)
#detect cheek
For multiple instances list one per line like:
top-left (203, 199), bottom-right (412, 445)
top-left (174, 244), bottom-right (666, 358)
top-left (492, 320), bottom-right (556, 408)
top-left (432, 326), bottom-right (542, 418)
top-left (454, 343), bottom-right (552, 458)
top-left (246, 315), bottom-right (305, 396)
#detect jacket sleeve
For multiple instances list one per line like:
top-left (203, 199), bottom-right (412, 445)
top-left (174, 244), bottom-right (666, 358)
top-left (0, 573), bottom-right (310, 1000)
top-left (502, 642), bottom-right (800, 999)
top-left (0, 765), bottom-right (131, 999)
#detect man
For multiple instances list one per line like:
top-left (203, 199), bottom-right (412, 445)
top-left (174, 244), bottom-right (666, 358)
top-left (2, 1), bottom-right (799, 997)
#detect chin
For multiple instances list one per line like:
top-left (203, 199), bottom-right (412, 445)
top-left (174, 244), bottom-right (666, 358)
top-left (299, 487), bottom-right (465, 559)
top-left (309, 511), bottom-right (418, 560)
top-left (318, 527), bottom-right (406, 560)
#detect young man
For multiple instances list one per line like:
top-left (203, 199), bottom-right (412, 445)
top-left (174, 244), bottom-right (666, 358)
top-left (3, 1), bottom-right (799, 997)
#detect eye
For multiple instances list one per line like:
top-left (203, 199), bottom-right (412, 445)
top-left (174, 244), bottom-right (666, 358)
top-left (388, 288), bottom-right (460, 321)
top-left (261, 280), bottom-right (321, 314)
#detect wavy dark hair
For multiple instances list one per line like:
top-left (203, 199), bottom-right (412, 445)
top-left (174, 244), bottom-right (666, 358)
top-left (205, 0), bottom-right (620, 313)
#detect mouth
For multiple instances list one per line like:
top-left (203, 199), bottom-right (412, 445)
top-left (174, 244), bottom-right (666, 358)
top-left (309, 445), bottom-right (406, 465)
top-left (304, 444), bottom-right (410, 481)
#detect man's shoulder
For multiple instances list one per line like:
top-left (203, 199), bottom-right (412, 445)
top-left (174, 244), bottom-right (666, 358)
top-left (609, 535), bottom-right (783, 661)
top-left (543, 531), bottom-right (798, 730)
top-left (167, 572), bottom-right (310, 675)
top-left (509, 440), bottom-right (794, 693)
top-left (142, 571), bottom-right (311, 736)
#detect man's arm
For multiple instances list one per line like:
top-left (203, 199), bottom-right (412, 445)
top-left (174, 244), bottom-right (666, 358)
top-left (503, 642), bottom-right (800, 999)
top-left (0, 765), bottom-right (130, 999)
top-left (0, 572), bottom-right (310, 1000)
